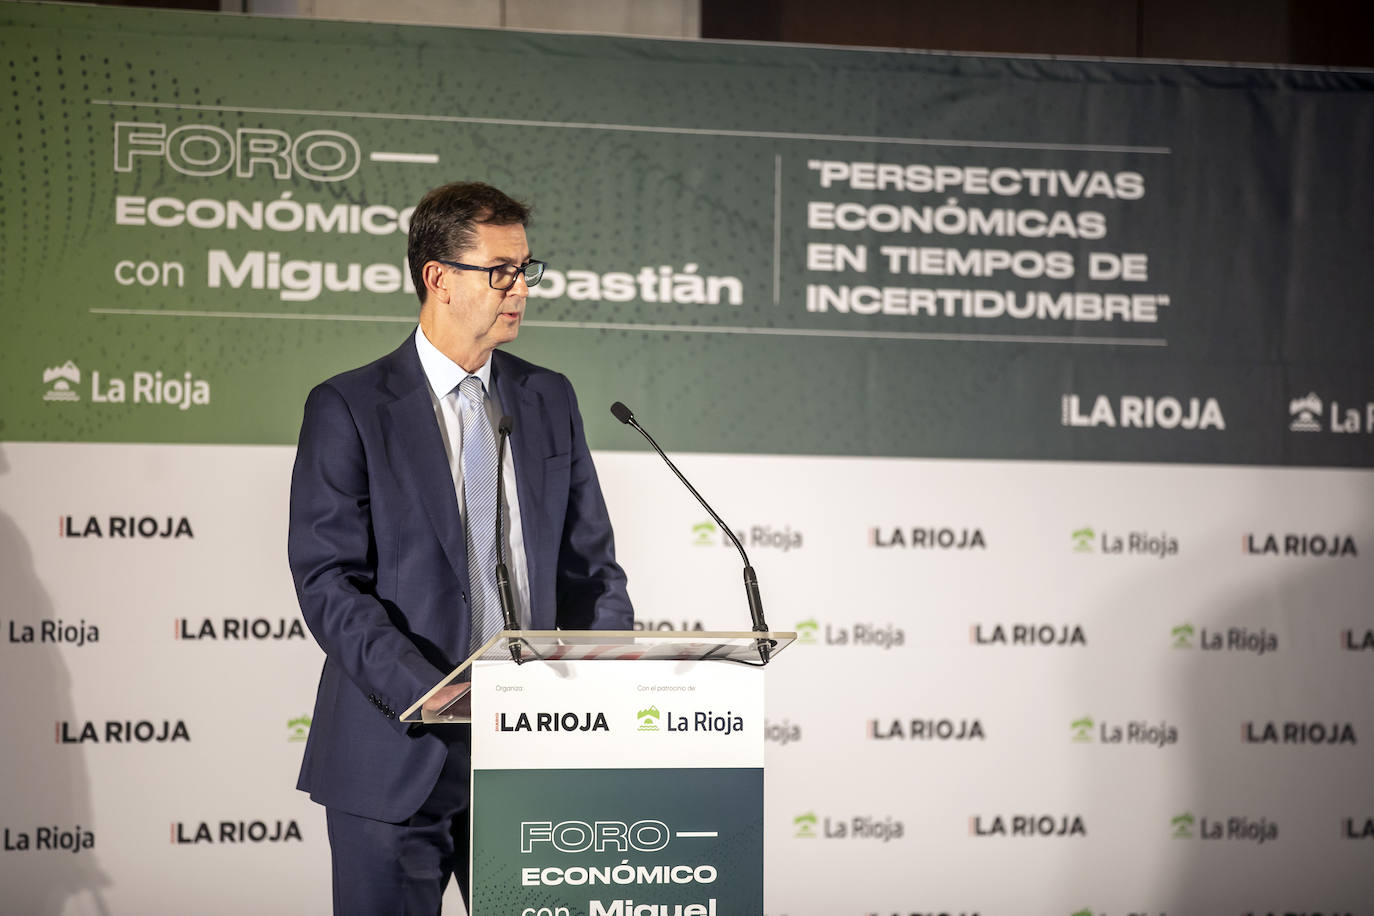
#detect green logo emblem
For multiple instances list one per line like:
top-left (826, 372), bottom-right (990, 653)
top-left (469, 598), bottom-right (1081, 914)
top-left (1172, 811), bottom-right (1195, 838)
top-left (793, 812), bottom-right (818, 839)
top-left (1172, 623), bottom-right (1195, 648)
top-left (636, 706), bottom-right (660, 731)
top-left (692, 521), bottom-right (716, 546)
top-left (1071, 910), bottom-right (1094, 916)
top-left (1071, 716), bottom-right (1094, 742)
top-left (795, 618), bottom-right (819, 645)
top-left (1071, 527), bottom-right (1095, 553)
top-left (288, 715), bottom-right (311, 743)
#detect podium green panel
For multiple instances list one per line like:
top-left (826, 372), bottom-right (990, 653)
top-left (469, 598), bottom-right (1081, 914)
top-left (473, 767), bottom-right (763, 915)
top-left (459, 637), bottom-right (788, 915)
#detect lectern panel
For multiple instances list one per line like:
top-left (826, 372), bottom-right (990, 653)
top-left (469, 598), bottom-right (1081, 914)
top-left (468, 656), bottom-right (766, 914)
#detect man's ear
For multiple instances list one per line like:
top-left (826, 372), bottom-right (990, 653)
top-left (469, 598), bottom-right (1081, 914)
top-left (422, 261), bottom-right (450, 303)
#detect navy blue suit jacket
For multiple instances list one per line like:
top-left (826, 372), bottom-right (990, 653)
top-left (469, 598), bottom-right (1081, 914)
top-left (288, 334), bottom-right (633, 822)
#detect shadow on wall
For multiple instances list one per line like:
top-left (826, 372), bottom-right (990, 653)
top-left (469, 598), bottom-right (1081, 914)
top-left (0, 444), bottom-right (112, 915)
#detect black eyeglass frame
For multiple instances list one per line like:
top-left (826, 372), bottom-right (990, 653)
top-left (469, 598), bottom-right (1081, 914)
top-left (434, 257), bottom-right (546, 291)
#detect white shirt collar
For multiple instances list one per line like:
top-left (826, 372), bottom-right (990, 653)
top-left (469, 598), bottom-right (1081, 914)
top-left (414, 325), bottom-right (493, 399)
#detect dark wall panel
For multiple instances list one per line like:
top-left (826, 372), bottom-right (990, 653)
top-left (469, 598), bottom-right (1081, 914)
top-left (702, 0), bottom-right (1374, 67)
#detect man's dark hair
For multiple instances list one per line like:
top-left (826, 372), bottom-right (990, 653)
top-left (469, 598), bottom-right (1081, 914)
top-left (407, 182), bottom-right (532, 303)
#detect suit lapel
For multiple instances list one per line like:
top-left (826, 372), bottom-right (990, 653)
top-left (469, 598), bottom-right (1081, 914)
top-left (381, 336), bottom-right (469, 590)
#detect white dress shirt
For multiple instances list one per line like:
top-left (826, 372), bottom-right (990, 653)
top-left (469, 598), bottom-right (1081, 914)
top-left (414, 326), bottom-right (531, 630)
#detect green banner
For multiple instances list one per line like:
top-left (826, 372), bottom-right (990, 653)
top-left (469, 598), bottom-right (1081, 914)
top-left (472, 768), bottom-right (762, 914)
top-left (2, 3), bottom-right (1372, 465)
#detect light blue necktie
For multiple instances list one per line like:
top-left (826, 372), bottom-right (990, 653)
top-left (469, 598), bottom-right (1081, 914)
top-left (458, 375), bottom-right (504, 657)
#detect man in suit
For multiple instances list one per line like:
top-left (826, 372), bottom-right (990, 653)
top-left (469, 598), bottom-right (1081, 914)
top-left (288, 181), bottom-right (633, 914)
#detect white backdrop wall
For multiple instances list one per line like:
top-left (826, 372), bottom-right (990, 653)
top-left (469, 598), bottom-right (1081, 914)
top-left (3, 446), bottom-right (1371, 915)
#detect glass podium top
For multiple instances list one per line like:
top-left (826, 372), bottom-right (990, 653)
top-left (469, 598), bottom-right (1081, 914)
top-left (474, 629), bottom-right (795, 664)
top-left (401, 630), bottom-right (795, 724)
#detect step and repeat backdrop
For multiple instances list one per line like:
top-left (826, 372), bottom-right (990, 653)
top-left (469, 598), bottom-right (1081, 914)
top-left (2, 4), bottom-right (1372, 914)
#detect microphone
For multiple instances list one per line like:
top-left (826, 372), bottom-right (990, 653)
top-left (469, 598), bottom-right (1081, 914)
top-left (609, 401), bottom-right (772, 664)
top-left (494, 415), bottom-right (521, 664)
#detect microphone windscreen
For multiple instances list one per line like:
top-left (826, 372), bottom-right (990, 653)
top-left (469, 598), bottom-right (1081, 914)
top-left (609, 402), bottom-right (634, 425)
top-left (499, 415), bottom-right (513, 436)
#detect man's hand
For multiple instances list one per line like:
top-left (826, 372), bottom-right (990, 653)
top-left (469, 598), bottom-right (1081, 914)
top-left (422, 682), bottom-right (467, 714)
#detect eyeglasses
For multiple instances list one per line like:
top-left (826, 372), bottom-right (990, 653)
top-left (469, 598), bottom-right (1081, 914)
top-left (435, 258), bottom-right (546, 291)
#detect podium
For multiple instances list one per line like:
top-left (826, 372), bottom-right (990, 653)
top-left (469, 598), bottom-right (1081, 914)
top-left (402, 630), bottom-right (795, 915)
